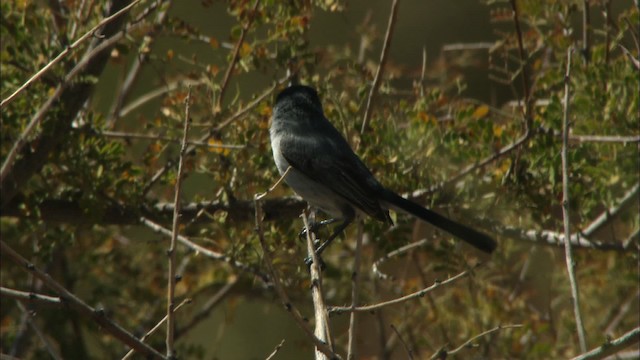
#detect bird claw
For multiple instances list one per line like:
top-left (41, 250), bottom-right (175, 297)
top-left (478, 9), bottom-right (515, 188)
top-left (304, 253), bottom-right (326, 271)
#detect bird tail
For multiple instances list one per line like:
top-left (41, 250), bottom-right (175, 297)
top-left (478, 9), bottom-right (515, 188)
top-left (380, 189), bottom-right (497, 253)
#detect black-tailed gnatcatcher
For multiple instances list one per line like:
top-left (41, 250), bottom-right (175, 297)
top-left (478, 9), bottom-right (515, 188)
top-left (270, 85), bottom-right (496, 256)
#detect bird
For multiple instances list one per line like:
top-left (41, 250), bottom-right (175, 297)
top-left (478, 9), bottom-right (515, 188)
top-left (269, 84), bottom-right (496, 258)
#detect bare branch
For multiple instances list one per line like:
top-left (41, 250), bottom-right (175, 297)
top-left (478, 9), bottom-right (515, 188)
top-left (430, 324), bottom-right (523, 359)
top-left (175, 279), bottom-right (237, 339)
top-left (141, 216), bottom-right (269, 283)
top-left (107, 0), bottom-right (173, 127)
top-left (509, 0), bottom-right (533, 130)
top-left (253, 197), bottom-right (341, 359)
top-left (215, 0), bottom-right (261, 114)
top-left (100, 130), bottom-right (246, 149)
top-left (302, 212), bottom-right (334, 360)
top-left (411, 131), bottom-right (530, 199)
top-left (0, 241), bottom-right (166, 359)
top-left (0, 287), bottom-right (62, 306)
top-left (165, 85), bottom-right (192, 357)
top-left (582, 0), bottom-right (591, 63)
top-left (347, 222), bottom-right (364, 360)
top-left (329, 270), bottom-right (469, 315)
top-left (265, 339), bottom-right (286, 360)
top-left (360, 0), bottom-right (400, 134)
top-left (15, 302), bottom-right (63, 360)
top-left (390, 324), bottom-right (414, 360)
top-left (561, 47), bottom-right (588, 353)
top-left (121, 298), bottom-right (191, 360)
top-left (571, 327), bottom-right (640, 360)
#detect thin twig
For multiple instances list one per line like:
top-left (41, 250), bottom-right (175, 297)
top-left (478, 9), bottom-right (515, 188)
top-left (165, 86), bottom-right (192, 358)
top-left (215, 0), bottom-right (261, 113)
top-left (253, 197), bottom-right (341, 360)
top-left (107, 0), bottom-right (173, 127)
top-left (329, 270), bottom-right (469, 314)
top-left (347, 222), bottom-right (364, 360)
top-left (411, 131), bottom-right (530, 199)
top-left (604, 291), bottom-right (639, 336)
top-left (581, 183), bottom-right (639, 237)
top-left (141, 216), bottom-right (269, 283)
top-left (122, 298), bottom-right (191, 360)
top-left (175, 278), bottom-right (238, 339)
top-left (15, 302), bottom-right (63, 360)
top-left (568, 134), bottom-right (640, 143)
top-left (430, 324), bottom-right (523, 359)
top-left (0, 287), bottom-right (62, 306)
top-left (0, 0), bottom-right (143, 109)
top-left (390, 324), bottom-right (414, 360)
top-left (582, 0), bottom-right (591, 63)
top-left (0, 240), bottom-right (166, 359)
top-left (255, 166), bottom-right (292, 201)
top-left (302, 212), bottom-right (334, 360)
top-left (509, 0), bottom-right (533, 130)
top-left (265, 339), bottom-right (286, 360)
top-left (100, 130), bottom-right (246, 149)
top-left (373, 238), bottom-right (429, 280)
top-left (360, 0), bottom-right (400, 134)
top-left (561, 47), bottom-right (588, 353)
top-left (118, 78), bottom-right (206, 118)
top-left (570, 327), bottom-right (640, 360)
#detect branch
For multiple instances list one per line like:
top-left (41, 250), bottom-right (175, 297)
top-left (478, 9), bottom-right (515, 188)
top-left (254, 197), bottom-right (341, 360)
top-left (303, 212), bottom-right (334, 360)
top-left (117, 78), bottom-right (206, 118)
top-left (2, 195), bottom-right (306, 225)
top-left (360, 0), bottom-right (400, 134)
top-left (107, 0), bottom-right (173, 127)
top-left (430, 324), bottom-right (523, 359)
top-left (15, 301), bottom-right (63, 360)
top-left (140, 217), bottom-right (269, 283)
top-left (561, 47), bottom-right (588, 353)
top-left (347, 222), bottom-right (364, 360)
top-left (265, 339), bottom-right (286, 360)
top-left (121, 298), bottom-right (191, 360)
top-left (329, 270), bottom-right (469, 315)
top-left (174, 278), bottom-right (237, 339)
top-left (0, 287), bottom-right (62, 306)
top-left (373, 238), bottom-right (429, 280)
top-left (0, 0), bottom-right (142, 109)
top-left (509, 0), bottom-right (533, 130)
top-left (571, 327), bottom-right (640, 360)
top-left (215, 0), bottom-right (261, 113)
top-left (582, 0), bottom-right (591, 63)
top-left (411, 131), bottom-right (531, 199)
top-left (0, 240), bottom-right (166, 359)
top-left (165, 86), bottom-right (191, 358)
top-left (99, 130), bottom-right (246, 149)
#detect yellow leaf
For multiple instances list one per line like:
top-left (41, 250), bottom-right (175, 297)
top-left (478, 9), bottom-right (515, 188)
top-left (166, 49), bottom-right (174, 60)
top-left (472, 105), bottom-right (490, 119)
top-left (208, 139), bottom-right (230, 155)
top-left (493, 124), bottom-right (504, 137)
top-left (240, 42), bottom-right (252, 57)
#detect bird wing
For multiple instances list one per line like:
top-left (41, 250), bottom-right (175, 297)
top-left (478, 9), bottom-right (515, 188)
top-left (279, 125), bottom-right (391, 223)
